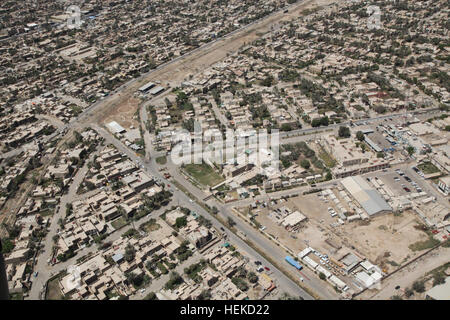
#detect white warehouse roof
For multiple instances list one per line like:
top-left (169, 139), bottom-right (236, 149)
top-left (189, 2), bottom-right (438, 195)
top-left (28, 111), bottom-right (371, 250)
top-left (341, 176), bottom-right (392, 216)
top-left (106, 121), bottom-right (126, 134)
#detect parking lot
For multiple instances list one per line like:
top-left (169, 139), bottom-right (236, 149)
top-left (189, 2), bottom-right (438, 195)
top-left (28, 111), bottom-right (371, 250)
top-left (373, 169), bottom-right (424, 197)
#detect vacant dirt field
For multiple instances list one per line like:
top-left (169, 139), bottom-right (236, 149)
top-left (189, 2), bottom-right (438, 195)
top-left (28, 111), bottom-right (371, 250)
top-left (252, 194), bottom-right (336, 254)
top-left (337, 211), bottom-right (429, 269)
top-left (102, 96), bottom-right (140, 130)
top-left (250, 192), bottom-right (432, 274)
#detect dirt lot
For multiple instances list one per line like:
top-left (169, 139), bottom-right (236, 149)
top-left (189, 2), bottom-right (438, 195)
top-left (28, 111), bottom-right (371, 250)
top-left (102, 96), bottom-right (140, 130)
top-left (336, 211), bottom-right (429, 268)
top-left (253, 193), bottom-right (338, 255)
top-left (250, 192), bottom-right (431, 273)
top-left (46, 275), bottom-right (65, 300)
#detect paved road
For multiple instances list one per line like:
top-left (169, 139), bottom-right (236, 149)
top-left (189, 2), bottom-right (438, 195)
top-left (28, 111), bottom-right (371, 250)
top-left (147, 107), bottom-right (443, 158)
top-left (163, 157), bottom-right (338, 300)
top-left (27, 152), bottom-right (96, 300)
top-left (209, 98), bottom-right (230, 129)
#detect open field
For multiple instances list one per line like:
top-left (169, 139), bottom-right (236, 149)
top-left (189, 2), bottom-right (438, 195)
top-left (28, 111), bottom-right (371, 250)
top-left (102, 97), bottom-right (141, 130)
top-left (156, 156), bottom-right (167, 165)
top-left (338, 211), bottom-right (430, 270)
top-left (417, 161), bottom-right (440, 174)
top-left (183, 163), bottom-right (224, 187)
top-left (111, 216), bottom-right (129, 230)
top-left (140, 219), bottom-right (162, 233)
top-left (249, 191), bottom-right (432, 274)
top-left (318, 148), bottom-right (336, 168)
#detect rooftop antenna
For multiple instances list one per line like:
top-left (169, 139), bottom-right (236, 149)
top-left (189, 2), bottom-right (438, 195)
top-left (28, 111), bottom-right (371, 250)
top-left (0, 239), bottom-right (9, 300)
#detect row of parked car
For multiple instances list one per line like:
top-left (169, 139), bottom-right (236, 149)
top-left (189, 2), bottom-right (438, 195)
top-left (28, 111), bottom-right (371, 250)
top-left (394, 169), bottom-right (422, 193)
top-left (411, 166), bottom-right (426, 178)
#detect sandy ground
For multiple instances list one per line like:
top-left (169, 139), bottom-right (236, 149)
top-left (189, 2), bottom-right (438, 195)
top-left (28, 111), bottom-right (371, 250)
top-left (337, 211), bottom-right (429, 270)
top-left (359, 246), bottom-right (450, 300)
top-left (102, 96), bottom-right (141, 130)
top-left (252, 194), bottom-right (430, 274)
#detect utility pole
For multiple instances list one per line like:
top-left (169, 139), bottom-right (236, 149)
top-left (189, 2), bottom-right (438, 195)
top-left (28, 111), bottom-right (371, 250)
top-left (0, 240), bottom-right (9, 300)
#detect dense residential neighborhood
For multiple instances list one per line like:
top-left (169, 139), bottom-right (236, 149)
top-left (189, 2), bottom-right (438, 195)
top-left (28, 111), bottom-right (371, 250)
top-left (0, 0), bottom-right (449, 304)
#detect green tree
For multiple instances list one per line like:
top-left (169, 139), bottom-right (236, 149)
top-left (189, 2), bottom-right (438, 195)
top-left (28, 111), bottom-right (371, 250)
top-left (338, 126), bottom-right (351, 138)
top-left (404, 288), bottom-right (414, 297)
top-left (124, 244), bottom-right (136, 262)
top-left (1, 239), bottom-right (14, 254)
top-left (247, 271), bottom-right (258, 284)
top-left (227, 217), bottom-right (236, 228)
top-left (412, 280), bottom-right (425, 293)
top-left (144, 292), bottom-right (158, 300)
top-left (433, 272), bottom-right (446, 286)
top-left (300, 159), bottom-right (311, 169)
top-left (175, 216), bottom-right (187, 228)
top-left (356, 131), bottom-right (365, 141)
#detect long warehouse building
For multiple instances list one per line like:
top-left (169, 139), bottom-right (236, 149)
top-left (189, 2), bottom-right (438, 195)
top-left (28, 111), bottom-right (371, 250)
top-left (341, 176), bottom-right (392, 216)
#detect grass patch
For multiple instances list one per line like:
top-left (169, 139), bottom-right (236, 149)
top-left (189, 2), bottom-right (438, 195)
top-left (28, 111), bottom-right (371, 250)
top-left (408, 236), bottom-right (440, 252)
top-left (39, 208), bottom-right (54, 217)
top-left (156, 156), bottom-right (167, 165)
top-left (111, 216), bottom-right (129, 230)
top-left (46, 276), bottom-right (65, 300)
top-left (319, 149), bottom-right (336, 168)
top-left (183, 162), bottom-right (224, 187)
top-left (387, 260), bottom-right (399, 267)
top-left (417, 162), bottom-right (440, 174)
top-left (139, 219), bottom-right (161, 233)
top-left (9, 292), bottom-right (23, 300)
